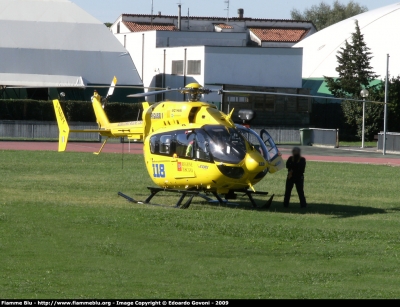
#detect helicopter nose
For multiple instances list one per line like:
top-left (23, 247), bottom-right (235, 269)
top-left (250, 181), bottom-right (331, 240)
top-left (245, 154), bottom-right (265, 173)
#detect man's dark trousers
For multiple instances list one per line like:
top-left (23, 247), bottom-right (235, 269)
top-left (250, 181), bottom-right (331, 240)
top-left (284, 176), bottom-right (307, 208)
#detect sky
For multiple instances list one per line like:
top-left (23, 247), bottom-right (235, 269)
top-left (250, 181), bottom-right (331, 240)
top-left (70, 0), bottom-right (399, 23)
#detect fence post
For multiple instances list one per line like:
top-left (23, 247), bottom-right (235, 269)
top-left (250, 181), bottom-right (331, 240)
top-left (336, 129), bottom-right (339, 148)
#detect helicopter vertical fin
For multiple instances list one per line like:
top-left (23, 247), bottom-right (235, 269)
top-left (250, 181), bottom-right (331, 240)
top-left (92, 94), bottom-right (110, 128)
top-left (227, 108), bottom-right (235, 121)
top-left (140, 101), bottom-right (151, 138)
top-left (52, 99), bottom-right (70, 152)
top-left (142, 102), bottom-right (150, 116)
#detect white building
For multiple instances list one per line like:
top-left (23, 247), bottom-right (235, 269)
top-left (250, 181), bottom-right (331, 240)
top-left (110, 9), bottom-right (314, 125)
top-left (113, 30), bottom-right (304, 103)
top-left (112, 9), bottom-right (316, 48)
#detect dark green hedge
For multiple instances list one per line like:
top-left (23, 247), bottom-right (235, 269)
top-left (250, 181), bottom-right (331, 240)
top-left (310, 102), bottom-right (358, 141)
top-left (0, 99), bottom-right (142, 122)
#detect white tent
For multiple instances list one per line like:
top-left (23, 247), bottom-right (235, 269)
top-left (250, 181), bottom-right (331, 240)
top-left (0, 0), bottom-right (142, 87)
top-left (295, 2), bottom-right (400, 79)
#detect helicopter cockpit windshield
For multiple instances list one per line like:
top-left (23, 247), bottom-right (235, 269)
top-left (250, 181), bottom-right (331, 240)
top-left (202, 125), bottom-right (247, 164)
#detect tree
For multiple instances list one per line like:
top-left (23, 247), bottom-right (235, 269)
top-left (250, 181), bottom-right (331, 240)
top-left (325, 21), bottom-right (381, 141)
top-left (325, 20), bottom-right (378, 97)
top-left (104, 23), bottom-right (113, 28)
top-left (370, 76), bottom-right (400, 133)
top-left (291, 0), bottom-right (367, 31)
top-left (387, 76), bottom-right (400, 132)
top-left (341, 93), bottom-right (383, 140)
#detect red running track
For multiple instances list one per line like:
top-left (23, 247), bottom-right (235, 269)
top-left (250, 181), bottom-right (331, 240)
top-left (1, 141), bottom-right (400, 166)
top-left (0, 141), bottom-right (143, 154)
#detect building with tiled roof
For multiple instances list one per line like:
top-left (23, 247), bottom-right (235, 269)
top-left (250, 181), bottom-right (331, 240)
top-left (111, 8), bottom-right (316, 47)
top-left (122, 21), bottom-right (177, 32)
top-left (109, 7), bottom-right (315, 126)
top-left (249, 28), bottom-right (310, 46)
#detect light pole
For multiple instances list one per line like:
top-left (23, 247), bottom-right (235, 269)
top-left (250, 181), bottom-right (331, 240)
top-left (360, 89), bottom-right (369, 148)
top-left (383, 54), bottom-right (390, 155)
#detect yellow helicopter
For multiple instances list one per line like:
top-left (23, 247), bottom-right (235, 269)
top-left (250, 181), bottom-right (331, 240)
top-left (53, 78), bottom-right (285, 209)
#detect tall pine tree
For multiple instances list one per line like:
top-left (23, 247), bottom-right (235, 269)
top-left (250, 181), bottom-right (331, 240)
top-left (325, 20), bottom-right (378, 97)
top-left (325, 20), bottom-right (382, 141)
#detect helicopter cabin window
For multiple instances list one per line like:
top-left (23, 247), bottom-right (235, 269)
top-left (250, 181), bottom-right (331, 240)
top-left (159, 135), bottom-right (172, 154)
top-left (194, 130), bottom-right (211, 161)
top-left (150, 135), bottom-right (159, 154)
top-left (187, 60), bottom-right (201, 75)
top-left (171, 60), bottom-right (184, 75)
top-left (176, 132), bottom-right (195, 158)
top-left (175, 130), bottom-right (211, 161)
top-left (203, 125), bottom-right (246, 164)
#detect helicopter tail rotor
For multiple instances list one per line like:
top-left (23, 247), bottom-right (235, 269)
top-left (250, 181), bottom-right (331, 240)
top-left (101, 76), bottom-right (118, 109)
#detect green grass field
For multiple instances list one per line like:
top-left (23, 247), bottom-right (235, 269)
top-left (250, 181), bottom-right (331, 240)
top-left (1, 150), bottom-right (400, 299)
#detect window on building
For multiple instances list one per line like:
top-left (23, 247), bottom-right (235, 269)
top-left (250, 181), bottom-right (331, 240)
top-left (171, 60), bottom-right (184, 75)
top-left (265, 95), bottom-right (275, 111)
top-left (124, 35), bottom-right (126, 47)
top-left (253, 95), bottom-right (265, 111)
top-left (252, 94), bottom-right (275, 111)
top-left (117, 22), bottom-right (120, 34)
top-left (227, 96), bottom-right (248, 103)
top-left (187, 60), bottom-right (201, 75)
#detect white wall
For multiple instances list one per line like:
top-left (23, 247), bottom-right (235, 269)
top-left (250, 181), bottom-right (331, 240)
top-left (115, 31), bottom-right (206, 102)
top-left (114, 31), bottom-right (304, 103)
top-left (155, 31), bottom-right (247, 48)
top-left (204, 47), bottom-right (303, 88)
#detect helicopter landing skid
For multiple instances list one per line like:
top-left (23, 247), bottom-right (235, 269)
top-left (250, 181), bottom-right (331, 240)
top-left (118, 189), bottom-right (200, 209)
top-left (118, 187), bottom-right (274, 209)
top-left (241, 190), bottom-right (275, 209)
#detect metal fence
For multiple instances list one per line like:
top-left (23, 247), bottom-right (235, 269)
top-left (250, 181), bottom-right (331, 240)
top-left (0, 121), bottom-right (339, 147)
top-left (251, 126), bottom-right (301, 144)
top-left (0, 120), bottom-right (100, 141)
top-left (378, 132), bottom-right (400, 153)
top-left (304, 128), bottom-right (339, 148)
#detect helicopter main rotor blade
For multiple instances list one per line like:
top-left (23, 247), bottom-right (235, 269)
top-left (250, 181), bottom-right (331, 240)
top-left (5, 85), bottom-right (168, 90)
top-left (221, 90), bottom-right (386, 105)
top-left (127, 88), bottom-right (179, 98)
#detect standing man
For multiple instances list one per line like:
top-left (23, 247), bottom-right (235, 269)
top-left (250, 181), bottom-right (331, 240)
top-left (284, 147), bottom-right (307, 208)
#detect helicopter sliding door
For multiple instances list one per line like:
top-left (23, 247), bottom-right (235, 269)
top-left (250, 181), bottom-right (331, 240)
top-left (148, 129), bottom-right (214, 180)
top-left (149, 133), bottom-right (176, 180)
